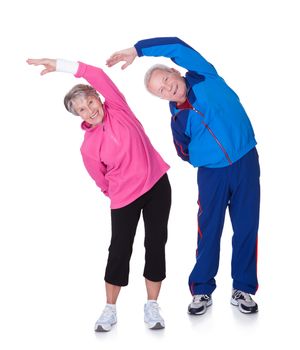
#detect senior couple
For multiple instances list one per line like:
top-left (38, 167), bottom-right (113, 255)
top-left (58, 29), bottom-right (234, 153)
top-left (27, 37), bottom-right (260, 332)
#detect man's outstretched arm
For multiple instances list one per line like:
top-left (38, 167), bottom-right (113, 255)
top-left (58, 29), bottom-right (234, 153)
top-left (107, 37), bottom-right (217, 76)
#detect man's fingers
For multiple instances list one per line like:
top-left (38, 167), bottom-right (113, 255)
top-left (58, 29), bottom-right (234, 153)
top-left (106, 58), bottom-right (114, 67)
top-left (106, 53), bottom-right (128, 67)
top-left (121, 62), bottom-right (130, 70)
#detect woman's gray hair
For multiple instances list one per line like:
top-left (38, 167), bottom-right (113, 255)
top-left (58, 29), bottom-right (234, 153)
top-left (144, 64), bottom-right (173, 93)
top-left (64, 84), bottom-right (101, 115)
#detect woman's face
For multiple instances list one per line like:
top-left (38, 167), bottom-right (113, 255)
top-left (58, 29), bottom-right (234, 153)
top-left (72, 95), bottom-right (104, 126)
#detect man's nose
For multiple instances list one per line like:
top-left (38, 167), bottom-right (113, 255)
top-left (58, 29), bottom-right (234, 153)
top-left (164, 82), bottom-right (172, 91)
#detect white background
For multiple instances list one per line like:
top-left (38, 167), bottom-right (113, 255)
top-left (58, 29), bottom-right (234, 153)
top-left (1, 0), bottom-right (299, 349)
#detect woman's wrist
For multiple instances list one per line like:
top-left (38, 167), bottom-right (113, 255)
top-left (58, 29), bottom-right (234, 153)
top-left (56, 59), bottom-right (79, 74)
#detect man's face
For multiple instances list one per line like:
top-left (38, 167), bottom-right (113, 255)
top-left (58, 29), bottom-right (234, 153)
top-left (147, 68), bottom-right (187, 104)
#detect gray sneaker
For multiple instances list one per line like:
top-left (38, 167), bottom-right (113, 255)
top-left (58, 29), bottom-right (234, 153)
top-left (231, 289), bottom-right (258, 314)
top-left (188, 294), bottom-right (212, 315)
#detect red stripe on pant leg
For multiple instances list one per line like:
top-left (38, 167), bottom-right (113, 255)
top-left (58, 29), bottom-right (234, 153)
top-left (189, 282), bottom-right (195, 295)
top-left (197, 198), bottom-right (203, 239)
top-left (198, 225), bottom-right (203, 239)
top-left (256, 237), bottom-right (259, 291)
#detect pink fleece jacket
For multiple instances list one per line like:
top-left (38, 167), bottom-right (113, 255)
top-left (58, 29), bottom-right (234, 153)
top-left (75, 62), bottom-right (170, 209)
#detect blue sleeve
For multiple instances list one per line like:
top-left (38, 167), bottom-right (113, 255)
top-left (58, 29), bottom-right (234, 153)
top-left (134, 37), bottom-right (217, 76)
top-left (171, 110), bottom-right (191, 162)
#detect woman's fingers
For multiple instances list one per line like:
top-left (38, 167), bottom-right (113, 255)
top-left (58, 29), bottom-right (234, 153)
top-left (27, 58), bottom-right (56, 75)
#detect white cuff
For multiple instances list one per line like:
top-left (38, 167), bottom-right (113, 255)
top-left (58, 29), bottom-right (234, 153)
top-left (56, 59), bottom-right (79, 74)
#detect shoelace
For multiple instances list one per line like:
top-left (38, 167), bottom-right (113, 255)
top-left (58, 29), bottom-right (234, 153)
top-left (233, 290), bottom-right (253, 302)
top-left (193, 294), bottom-right (210, 303)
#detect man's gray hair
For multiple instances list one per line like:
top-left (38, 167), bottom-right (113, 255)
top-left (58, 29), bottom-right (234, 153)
top-left (144, 64), bottom-right (173, 93)
top-left (64, 84), bottom-right (101, 115)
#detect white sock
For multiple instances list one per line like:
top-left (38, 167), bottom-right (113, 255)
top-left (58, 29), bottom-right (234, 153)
top-left (147, 299), bottom-right (157, 304)
top-left (106, 303), bottom-right (116, 310)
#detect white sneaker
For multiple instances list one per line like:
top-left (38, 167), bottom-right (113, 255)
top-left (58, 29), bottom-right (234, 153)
top-left (144, 301), bottom-right (165, 329)
top-left (94, 305), bottom-right (117, 332)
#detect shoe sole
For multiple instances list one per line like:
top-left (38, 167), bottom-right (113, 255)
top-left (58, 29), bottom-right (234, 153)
top-left (188, 299), bottom-right (212, 315)
top-left (149, 322), bottom-right (165, 330)
top-left (231, 298), bottom-right (258, 314)
top-left (94, 321), bottom-right (117, 332)
top-left (95, 325), bottom-right (110, 332)
top-left (144, 320), bottom-right (165, 329)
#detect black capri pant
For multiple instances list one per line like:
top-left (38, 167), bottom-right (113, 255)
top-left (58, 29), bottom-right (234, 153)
top-left (104, 174), bottom-right (171, 286)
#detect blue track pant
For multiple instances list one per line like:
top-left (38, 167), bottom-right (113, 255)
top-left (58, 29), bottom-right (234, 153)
top-left (189, 148), bottom-right (260, 295)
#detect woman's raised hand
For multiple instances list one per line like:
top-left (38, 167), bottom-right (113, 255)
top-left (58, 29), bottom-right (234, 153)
top-left (26, 58), bottom-right (57, 75)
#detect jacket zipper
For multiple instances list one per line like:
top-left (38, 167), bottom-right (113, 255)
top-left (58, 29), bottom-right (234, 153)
top-left (173, 102), bottom-right (232, 165)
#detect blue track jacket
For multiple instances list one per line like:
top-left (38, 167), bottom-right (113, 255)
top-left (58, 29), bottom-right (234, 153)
top-left (134, 37), bottom-right (257, 168)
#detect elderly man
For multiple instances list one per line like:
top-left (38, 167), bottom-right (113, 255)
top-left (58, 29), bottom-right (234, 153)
top-left (107, 37), bottom-right (260, 315)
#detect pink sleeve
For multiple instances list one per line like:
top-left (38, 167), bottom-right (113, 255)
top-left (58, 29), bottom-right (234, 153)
top-left (81, 153), bottom-right (109, 197)
top-left (75, 62), bottom-right (127, 109)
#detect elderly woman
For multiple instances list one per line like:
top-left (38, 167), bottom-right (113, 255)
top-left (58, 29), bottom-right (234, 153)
top-left (27, 57), bottom-right (171, 331)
